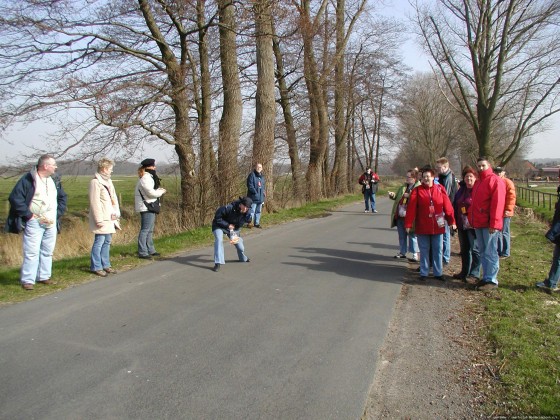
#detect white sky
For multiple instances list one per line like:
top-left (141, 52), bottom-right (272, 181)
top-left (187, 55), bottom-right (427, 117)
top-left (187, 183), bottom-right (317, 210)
top-left (1, 0), bottom-right (558, 164)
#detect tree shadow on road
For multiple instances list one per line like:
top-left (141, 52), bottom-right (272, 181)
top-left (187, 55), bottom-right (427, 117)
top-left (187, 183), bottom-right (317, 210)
top-left (283, 246), bottom-right (406, 284)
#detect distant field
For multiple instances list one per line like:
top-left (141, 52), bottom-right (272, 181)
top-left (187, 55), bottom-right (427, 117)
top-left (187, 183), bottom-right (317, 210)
top-left (0, 175), bottom-right (182, 220)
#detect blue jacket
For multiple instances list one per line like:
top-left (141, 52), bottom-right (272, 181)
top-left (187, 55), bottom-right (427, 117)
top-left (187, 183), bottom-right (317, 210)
top-left (212, 200), bottom-right (252, 233)
top-left (246, 170), bottom-right (265, 204)
top-left (5, 171), bottom-right (68, 234)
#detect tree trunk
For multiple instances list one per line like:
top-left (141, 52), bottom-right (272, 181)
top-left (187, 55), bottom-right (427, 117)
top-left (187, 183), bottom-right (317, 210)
top-left (196, 0), bottom-right (217, 221)
top-left (217, 0), bottom-right (242, 204)
top-left (139, 0), bottom-right (196, 226)
top-left (301, 0), bottom-right (328, 201)
top-left (330, 0), bottom-right (348, 195)
top-left (272, 22), bottom-right (302, 200)
top-left (253, 0), bottom-right (277, 206)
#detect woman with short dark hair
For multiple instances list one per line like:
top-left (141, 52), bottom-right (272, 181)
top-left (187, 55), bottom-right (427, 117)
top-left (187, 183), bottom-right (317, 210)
top-left (134, 158), bottom-right (166, 259)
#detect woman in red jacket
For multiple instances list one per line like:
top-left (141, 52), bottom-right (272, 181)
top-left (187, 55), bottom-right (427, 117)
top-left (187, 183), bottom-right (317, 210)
top-left (405, 168), bottom-right (456, 281)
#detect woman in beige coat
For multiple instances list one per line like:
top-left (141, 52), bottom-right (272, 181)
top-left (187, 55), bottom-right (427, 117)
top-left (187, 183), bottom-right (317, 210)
top-left (89, 158), bottom-right (121, 277)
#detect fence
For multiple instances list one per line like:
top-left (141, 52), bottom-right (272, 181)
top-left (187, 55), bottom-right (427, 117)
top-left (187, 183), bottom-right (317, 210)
top-left (516, 185), bottom-right (558, 211)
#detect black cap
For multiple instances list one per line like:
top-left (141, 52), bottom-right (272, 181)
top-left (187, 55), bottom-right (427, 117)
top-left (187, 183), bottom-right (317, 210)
top-left (141, 158), bottom-right (156, 168)
top-left (239, 196), bottom-right (253, 208)
top-left (494, 166), bottom-right (504, 174)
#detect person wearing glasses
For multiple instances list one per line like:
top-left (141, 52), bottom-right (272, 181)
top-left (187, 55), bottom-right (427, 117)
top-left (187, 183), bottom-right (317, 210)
top-left (6, 154), bottom-right (67, 290)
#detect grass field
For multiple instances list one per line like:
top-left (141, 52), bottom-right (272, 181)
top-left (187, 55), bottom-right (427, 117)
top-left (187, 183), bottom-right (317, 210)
top-left (0, 174), bottom-right (184, 220)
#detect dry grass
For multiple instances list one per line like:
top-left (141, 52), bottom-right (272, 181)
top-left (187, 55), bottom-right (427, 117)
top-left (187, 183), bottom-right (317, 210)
top-left (0, 204), bottom-right (189, 268)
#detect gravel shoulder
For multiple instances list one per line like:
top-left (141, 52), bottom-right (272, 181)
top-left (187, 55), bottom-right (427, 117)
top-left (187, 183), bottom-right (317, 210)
top-left (362, 243), bottom-right (495, 419)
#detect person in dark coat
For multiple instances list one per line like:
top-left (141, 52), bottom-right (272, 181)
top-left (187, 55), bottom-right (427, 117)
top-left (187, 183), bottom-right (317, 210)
top-left (5, 155), bottom-right (67, 290)
top-left (246, 163), bottom-right (266, 228)
top-left (537, 198), bottom-right (560, 293)
top-left (211, 196), bottom-right (253, 272)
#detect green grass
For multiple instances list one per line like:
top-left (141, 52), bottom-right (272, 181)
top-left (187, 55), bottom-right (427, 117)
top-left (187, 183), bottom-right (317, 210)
top-left (0, 193), bottom-right (362, 305)
top-left (481, 213), bottom-right (560, 415)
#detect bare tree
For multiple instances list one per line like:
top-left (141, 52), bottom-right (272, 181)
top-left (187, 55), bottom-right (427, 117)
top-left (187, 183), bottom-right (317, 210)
top-left (415, 0), bottom-right (560, 164)
top-left (395, 73), bottom-right (473, 168)
top-left (217, 0), bottom-right (243, 204)
top-left (252, 0), bottom-right (276, 205)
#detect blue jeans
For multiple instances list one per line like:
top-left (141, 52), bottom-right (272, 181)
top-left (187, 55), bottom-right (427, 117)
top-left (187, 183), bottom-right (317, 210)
top-left (442, 222), bottom-right (451, 263)
top-left (498, 217), bottom-right (511, 257)
top-left (457, 229), bottom-right (480, 278)
top-left (396, 218), bottom-right (419, 255)
top-left (546, 244), bottom-right (560, 288)
top-left (213, 229), bottom-right (248, 264)
top-left (417, 234), bottom-right (443, 277)
top-left (364, 190), bottom-right (375, 211)
top-left (21, 218), bottom-right (57, 284)
top-left (138, 211), bottom-right (157, 256)
top-left (251, 202), bottom-right (263, 225)
top-left (475, 228), bottom-right (500, 284)
top-left (90, 233), bottom-right (113, 271)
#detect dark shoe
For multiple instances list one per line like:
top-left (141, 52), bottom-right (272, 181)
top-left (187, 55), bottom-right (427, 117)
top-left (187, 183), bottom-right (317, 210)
top-left (415, 267), bottom-right (421, 272)
top-left (452, 273), bottom-right (466, 280)
top-left (138, 255), bottom-right (152, 259)
top-left (245, 258), bottom-right (251, 263)
top-left (254, 225), bottom-right (262, 229)
top-left (418, 276), bottom-right (427, 281)
top-left (372, 209), bottom-right (378, 213)
top-left (212, 264), bottom-right (220, 272)
top-left (150, 252), bottom-right (161, 257)
top-left (91, 270), bottom-right (108, 277)
top-left (434, 275), bottom-right (445, 281)
top-left (394, 253), bottom-right (406, 259)
top-left (21, 283), bottom-right (34, 290)
top-left (37, 279), bottom-right (54, 285)
top-left (104, 267), bottom-right (117, 274)
top-left (477, 281), bottom-right (498, 291)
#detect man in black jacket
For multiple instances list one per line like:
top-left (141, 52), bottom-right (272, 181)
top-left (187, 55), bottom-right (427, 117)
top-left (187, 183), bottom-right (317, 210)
top-left (211, 196), bottom-right (253, 272)
top-left (6, 155), bottom-right (67, 290)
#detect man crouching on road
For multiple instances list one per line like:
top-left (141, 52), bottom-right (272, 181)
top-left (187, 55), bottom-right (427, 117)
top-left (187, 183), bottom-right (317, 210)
top-left (211, 196), bottom-right (253, 272)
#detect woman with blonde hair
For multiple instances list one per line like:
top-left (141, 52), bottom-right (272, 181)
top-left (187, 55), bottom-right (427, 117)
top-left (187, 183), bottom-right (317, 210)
top-left (89, 158), bottom-right (121, 276)
top-left (134, 158), bottom-right (166, 259)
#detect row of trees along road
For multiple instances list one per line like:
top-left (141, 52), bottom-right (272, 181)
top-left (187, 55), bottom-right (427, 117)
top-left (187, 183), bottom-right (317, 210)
top-left (0, 0), bottom-right (559, 227)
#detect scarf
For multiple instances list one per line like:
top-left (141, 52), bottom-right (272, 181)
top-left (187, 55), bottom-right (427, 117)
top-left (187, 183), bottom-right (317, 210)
top-left (146, 169), bottom-right (161, 189)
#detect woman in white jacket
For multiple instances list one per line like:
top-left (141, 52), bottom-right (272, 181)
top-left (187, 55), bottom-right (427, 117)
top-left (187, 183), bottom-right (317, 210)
top-left (135, 158), bottom-right (166, 259)
top-left (89, 158), bottom-right (121, 276)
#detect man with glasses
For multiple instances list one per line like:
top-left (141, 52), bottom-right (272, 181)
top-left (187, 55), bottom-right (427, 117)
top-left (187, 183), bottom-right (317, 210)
top-left (6, 154), bottom-right (67, 290)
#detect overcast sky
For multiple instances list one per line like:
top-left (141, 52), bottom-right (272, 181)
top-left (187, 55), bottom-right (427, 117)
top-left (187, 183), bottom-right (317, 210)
top-left (1, 0), bottom-right (558, 165)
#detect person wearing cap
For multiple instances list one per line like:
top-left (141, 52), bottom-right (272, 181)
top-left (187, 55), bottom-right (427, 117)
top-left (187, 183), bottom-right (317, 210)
top-left (134, 158), bottom-right (166, 259)
top-left (452, 166), bottom-right (481, 282)
top-left (494, 166), bottom-right (516, 258)
top-left (211, 196), bottom-right (253, 272)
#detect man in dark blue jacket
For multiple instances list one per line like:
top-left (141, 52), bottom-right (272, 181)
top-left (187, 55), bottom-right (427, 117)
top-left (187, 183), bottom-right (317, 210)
top-left (211, 196), bottom-right (253, 272)
top-left (246, 163), bottom-right (266, 228)
top-left (5, 155), bottom-right (68, 290)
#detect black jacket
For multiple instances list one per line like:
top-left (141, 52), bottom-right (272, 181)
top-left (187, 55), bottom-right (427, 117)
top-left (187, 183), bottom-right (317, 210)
top-left (212, 200), bottom-right (252, 233)
top-left (5, 171), bottom-right (67, 234)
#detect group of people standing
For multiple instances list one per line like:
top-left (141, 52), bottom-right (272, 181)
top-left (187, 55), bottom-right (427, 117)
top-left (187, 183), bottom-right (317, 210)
top-left (6, 156), bottom-right (267, 289)
top-left (388, 157), bottom-right (514, 291)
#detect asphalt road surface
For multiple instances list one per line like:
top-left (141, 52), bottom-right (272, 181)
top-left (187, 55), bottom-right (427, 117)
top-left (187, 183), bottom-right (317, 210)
top-left (0, 199), bottom-right (406, 420)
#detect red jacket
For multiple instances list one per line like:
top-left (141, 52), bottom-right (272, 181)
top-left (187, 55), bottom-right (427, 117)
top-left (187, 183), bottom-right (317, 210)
top-left (468, 168), bottom-right (506, 230)
top-left (404, 183), bottom-right (456, 235)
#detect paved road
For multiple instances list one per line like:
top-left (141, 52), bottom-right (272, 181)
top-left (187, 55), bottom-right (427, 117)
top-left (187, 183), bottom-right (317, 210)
top-left (0, 199), bottom-right (406, 419)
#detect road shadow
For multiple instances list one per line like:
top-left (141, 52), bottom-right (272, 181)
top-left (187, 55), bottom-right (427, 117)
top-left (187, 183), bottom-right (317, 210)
top-left (283, 246), bottom-right (406, 284)
top-left (347, 241), bottom-right (399, 251)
